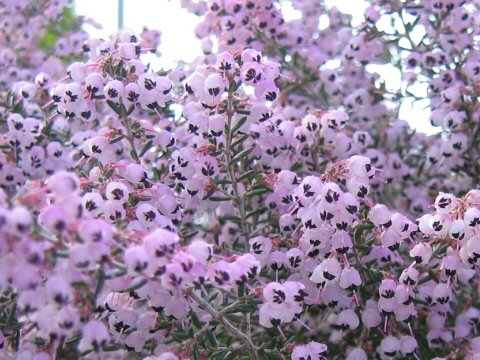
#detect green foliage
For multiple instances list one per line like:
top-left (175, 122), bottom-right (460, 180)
top-left (39, 6), bottom-right (83, 63)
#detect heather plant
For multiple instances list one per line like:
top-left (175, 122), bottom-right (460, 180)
top-left (1, 0), bottom-right (480, 359)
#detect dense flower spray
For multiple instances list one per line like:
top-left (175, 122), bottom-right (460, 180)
top-left (1, 0), bottom-right (480, 359)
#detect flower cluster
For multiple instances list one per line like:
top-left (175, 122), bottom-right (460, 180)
top-left (2, 0), bottom-right (480, 359)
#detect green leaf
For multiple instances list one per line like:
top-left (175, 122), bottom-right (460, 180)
top-left (202, 186), bottom-right (217, 201)
top-left (291, 161), bottom-right (303, 171)
top-left (231, 134), bottom-right (249, 148)
top-left (246, 207), bottom-right (266, 219)
top-left (238, 284), bottom-right (245, 297)
top-left (245, 187), bottom-right (271, 198)
top-left (220, 215), bottom-right (242, 223)
top-left (230, 303), bottom-right (256, 313)
top-left (171, 330), bottom-right (191, 342)
top-left (109, 135), bottom-right (125, 144)
top-left (94, 268), bottom-right (105, 297)
top-left (231, 147), bottom-right (254, 164)
top-left (190, 311), bottom-right (203, 329)
top-left (231, 116), bottom-right (247, 134)
top-left (104, 269), bottom-right (126, 280)
top-left (182, 230), bottom-right (199, 241)
top-left (130, 149), bottom-right (140, 162)
top-left (139, 140), bottom-right (154, 157)
top-left (209, 292), bottom-right (219, 302)
top-left (124, 279), bottom-right (147, 293)
top-left (205, 330), bottom-right (217, 347)
top-left (193, 346), bottom-right (201, 360)
top-left (238, 170), bottom-right (256, 182)
top-left (104, 168), bottom-right (115, 179)
top-left (127, 105), bottom-right (135, 116)
top-left (228, 80), bottom-right (237, 93)
top-left (5, 302), bottom-right (17, 329)
top-left (208, 196), bottom-right (233, 202)
top-left (235, 109), bottom-right (250, 116)
top-left (106, 100), bottom-right (120, 115)
top-left (212, 178), bottom-right (232, 186)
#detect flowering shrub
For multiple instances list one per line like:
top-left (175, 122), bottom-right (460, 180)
top-left (1, 0), bottom-right (480, 359)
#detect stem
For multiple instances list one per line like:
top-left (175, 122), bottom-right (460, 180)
top-left (394, 4), bottom-right (417, 51)
top-left (187, 290), bottom-right (260, 360)
top-left (310, 144), bottom-right (319, 174)
top-left (224, 79), bottom-right (250, 240)
top-left (218, 292), bottom-right (256, 316)
top-left (121, 117), bottom-right (140, 164)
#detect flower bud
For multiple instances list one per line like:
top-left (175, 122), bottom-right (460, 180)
top-left (379, 336), bottom-right (400, 357)
top-left (369, 204), bottom-right (392, 227)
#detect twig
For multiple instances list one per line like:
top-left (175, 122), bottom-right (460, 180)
top-left (187, 290), bottom-right (260, 360)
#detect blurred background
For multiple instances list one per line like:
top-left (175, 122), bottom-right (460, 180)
top-left (74, 0), bottom-right (432, 133)
top-left (75, 0), bottom-right (370, 68)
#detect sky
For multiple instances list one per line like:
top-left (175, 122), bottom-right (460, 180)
top-left (75, 0), bottom-right (434, 134)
